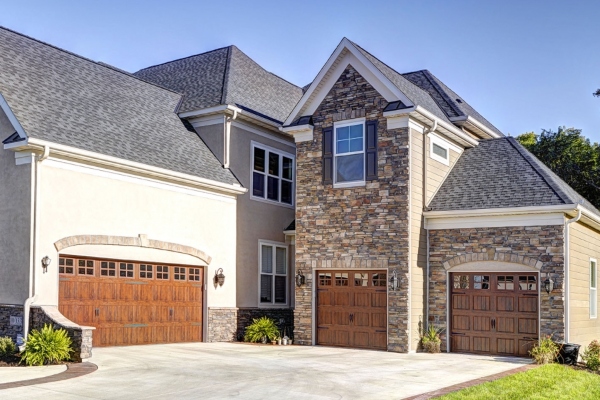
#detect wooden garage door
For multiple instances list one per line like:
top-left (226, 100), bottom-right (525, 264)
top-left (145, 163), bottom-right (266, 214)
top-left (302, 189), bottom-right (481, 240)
top-left (317, 270), bottom-right (387, 350)
top-left (450, 273), bottom-right (538, 356)
top-left (58, 255), bottom-right (203, 347)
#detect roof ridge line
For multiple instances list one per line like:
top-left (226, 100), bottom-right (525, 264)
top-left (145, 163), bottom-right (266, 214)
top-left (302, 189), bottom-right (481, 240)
top-left (135, 45), bottom-right (232, 72)
top-left (0, 26), bottom-right (183, 97)
top-left (506, 136), bottom-right (573, 204)
top-left (421, 70), bottom-right (464, 117)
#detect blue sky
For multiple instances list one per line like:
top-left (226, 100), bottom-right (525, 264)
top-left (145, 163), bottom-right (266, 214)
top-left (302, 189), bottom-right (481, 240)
top-left (1, 0), bottom-right (599, 140)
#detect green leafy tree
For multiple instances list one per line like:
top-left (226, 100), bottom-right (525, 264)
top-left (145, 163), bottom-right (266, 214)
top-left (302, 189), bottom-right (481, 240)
top-left (516, 127), bottom-right (600, 208)
top-left (594, 89), bottom-right (600, 97)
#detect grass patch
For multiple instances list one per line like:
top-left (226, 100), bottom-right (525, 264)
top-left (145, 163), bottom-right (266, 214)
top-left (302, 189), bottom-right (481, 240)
top-left (437, 364), bottom-right (600, 400)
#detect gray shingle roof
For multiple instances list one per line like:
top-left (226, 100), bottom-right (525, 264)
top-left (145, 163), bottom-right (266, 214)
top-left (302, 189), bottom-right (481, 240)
top-left (134, 46), bottom-right (303, 124)
top-left (403, 70), bottom-right (503, 136)
top-left (0, 27), bottom-right (237, 185)
top-left (348, 40), bottom-right (452, 124)
top-left (429, 137), bottom-right (600, 217)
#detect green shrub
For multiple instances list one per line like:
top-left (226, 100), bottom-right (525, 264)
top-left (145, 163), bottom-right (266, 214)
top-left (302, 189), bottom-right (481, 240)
top-left (582, 340), bottom-right (600, 371)
top-left (244, 317), bottom-right (279, 343)
top-left (20, 324), bottom-right (72, 366)
top-left (0, 336), bottom-right (16, 359)
top-left (529, 335), bottom-right (559, 364)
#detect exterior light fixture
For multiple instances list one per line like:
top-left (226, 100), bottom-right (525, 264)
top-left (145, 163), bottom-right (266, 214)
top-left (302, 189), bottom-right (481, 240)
top-left (214, 268), bottom-right (225, 287)
top-left (389, 268), bottom-right (399, 291)
top-left (41, 256), bottom-right (51, 272)
top-left (544, 277), bottom-right (554, 294)
top-left (295, 269), bottom-right (305, 287)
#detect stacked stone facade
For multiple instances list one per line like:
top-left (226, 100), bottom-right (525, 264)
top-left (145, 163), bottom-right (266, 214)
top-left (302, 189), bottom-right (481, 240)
top-left (428, 225), bottom-right (566, 349)
top-left (207, 307), bottom-right (238, 342)
top-left (294, 65), bottom-right (411, 352)
top-left (0, 304), bottom-right (24, 341)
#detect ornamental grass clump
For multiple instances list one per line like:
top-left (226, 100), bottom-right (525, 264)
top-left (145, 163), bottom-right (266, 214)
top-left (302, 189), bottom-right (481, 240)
top-left (244, 317), bottom-right (279, 343)
top-left (20, 324), bottom-right (73, 366)
top-left (0, 336), bottom-right (17, 360)
top-left (582, 340), bottom-right (600, 371)
top-left (529, 335), bottom-right (559, 365)
top-left (420, 324), bottom-right (444, 353)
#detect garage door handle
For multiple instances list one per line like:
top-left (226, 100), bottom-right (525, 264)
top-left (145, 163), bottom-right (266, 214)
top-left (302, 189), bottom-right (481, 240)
top-left (349, 313), bottom-right (354, 323)
top-left (95, 308), bottom-right (99, 317)
top-left (491, 319), bottom-right (496, 329)
top-left (169, 309), bottom-right (173, 317)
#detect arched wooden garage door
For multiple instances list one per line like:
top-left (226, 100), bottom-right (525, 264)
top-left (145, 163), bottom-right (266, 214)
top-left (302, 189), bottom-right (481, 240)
top-left (450, 272), bottom-right (538, 356)
top-left (58, 255), bottom-right (203, 347)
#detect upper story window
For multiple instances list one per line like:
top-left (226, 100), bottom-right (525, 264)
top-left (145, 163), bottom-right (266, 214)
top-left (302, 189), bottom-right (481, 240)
top-left (591, 258), bottom-right (597, 319)
top-left (251, 142), bottom-right (294, 206)
top-left (334, 119), bottom-right (365, 186)
top-left (430, 135), bottom-right (451, 166)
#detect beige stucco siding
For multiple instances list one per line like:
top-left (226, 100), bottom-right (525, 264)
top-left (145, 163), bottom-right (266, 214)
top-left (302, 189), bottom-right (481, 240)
top-left (34, 158), bottom-right (238, 308)
top-left (0, 112), bottom-right (32, 305)
top-left (229, 123), bottom-right (296, 308)
top-left (569, 221), bottom-right (600, 347)
top-left (410, 128), bottom-right (463, 350)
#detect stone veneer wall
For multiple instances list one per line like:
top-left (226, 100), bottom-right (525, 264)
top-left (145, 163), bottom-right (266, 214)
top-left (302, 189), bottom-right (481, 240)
top-left (236, 308), bottom-right (294, 341)
top-left (428, 225), bottom-right (566, 350)
top-left (207, 307), bottom-right (238, 342)
top-left (294, 65), bottom-right (411, 352)
top-left (0, 304), bottom-right (24, 341)
top-left (0, 304), bottom-right (92, 361)
top-left (31, 306), bottom-right (93, 362)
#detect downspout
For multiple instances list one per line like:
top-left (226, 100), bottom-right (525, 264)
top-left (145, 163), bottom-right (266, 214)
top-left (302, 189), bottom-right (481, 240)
top-left (423, 120), bottom-right (436, 329)
top-left (564, 206), bottom-right (582, 343)
top-left (22, 145), bottom-right (49, 345)
top-left (223, 109), bottom-right (238, 169)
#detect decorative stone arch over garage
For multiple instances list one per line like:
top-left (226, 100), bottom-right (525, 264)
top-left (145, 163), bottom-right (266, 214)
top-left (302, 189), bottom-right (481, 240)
top-left (441, 252), bottom-right (543, 271)
top-left (54, 234), bottom-right (212, 265)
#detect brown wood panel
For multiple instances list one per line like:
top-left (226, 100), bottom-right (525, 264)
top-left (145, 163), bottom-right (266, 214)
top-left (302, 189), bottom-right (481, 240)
top-left (58, 255), bottom-right (203, 347)
top-left (317, 270), bottom-right (387, 351)
top-left (450, 272), bottom-right (538, 357)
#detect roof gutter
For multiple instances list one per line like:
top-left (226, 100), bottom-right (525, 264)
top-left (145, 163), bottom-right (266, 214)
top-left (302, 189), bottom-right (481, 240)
top-left (180, 104), bottom-right (281, 132)
top-left (424, 204), bottom-right (578, 219)
top-left (384, 106), bottom-right (479, 147)
top-left (13, 138), bottom-right (247, 195)
top-left (450, 115), bottom-right (501, 139)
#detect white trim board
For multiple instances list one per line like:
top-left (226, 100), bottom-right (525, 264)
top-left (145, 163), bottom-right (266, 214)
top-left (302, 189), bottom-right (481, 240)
top-left (426, 213), bottom-right (566, 230)
top-left (233, 121), bottom-right (295, 147)
top-left (43, 157), bottom-right (237, 204)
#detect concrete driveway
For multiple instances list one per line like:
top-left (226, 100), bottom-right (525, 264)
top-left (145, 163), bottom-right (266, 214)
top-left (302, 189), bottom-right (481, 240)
top-left (1, 343), bottom-right (530, 399)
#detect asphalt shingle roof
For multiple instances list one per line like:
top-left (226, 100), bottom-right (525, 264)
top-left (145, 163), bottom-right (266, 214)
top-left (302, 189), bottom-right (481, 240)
top-left (429, 137), bottom-right (600, 217)
top-left (403, 70), bottom-right (503, 136)
top-left (0, 27), bottom-right (237, 185)
top-left (134, 46), bottom-right (303, 124)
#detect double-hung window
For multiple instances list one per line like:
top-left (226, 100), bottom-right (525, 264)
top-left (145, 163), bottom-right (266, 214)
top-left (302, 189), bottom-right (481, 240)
top-left (252, 143), bottom-right (294, 206)
top-left (334, 118), bottom-right (365, 186)
top-left (259, 242), bottom-right (287, 305)
top-left (591, 258), bottom-right (597, 319)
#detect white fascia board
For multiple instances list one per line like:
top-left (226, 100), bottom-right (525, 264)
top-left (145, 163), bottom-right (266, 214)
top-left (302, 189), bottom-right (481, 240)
top-left (283, 230), bottom-right (296, 236)
top-left (426, 212), bottom-right (566, 230)
top-left (385, 115), bottom-right (424, 133)
top-left (284, 38), bottom-right (414, 126)
top-left (450, 116), bottom-right (501, 139)
top-left (424, 204), bottom-right (577, 219)
top-left (384, 106), bottom-right (478, 147)
top-left (178, 104), bottom-right (240, 119)
top-left (0, 93), bottom-right (27, 139)
top-left (189, 115), bottom-right (225, 128)
top-left (4, 137), bottom-right (29, 150)
top-left (279, 124), bottom-right (314, 143)
top-left (24, 138), bottom-right (247, 195)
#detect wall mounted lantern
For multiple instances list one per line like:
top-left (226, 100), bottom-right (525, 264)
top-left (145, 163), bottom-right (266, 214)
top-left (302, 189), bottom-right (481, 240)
top-left (544, 277), bottom-right (554, 294)
top-left (295, 269), bottom-right (305, 287)
top-left (41, 256), bottom-right (51, 272)
top-left (389, 269), bottom-right (399, 291)
top-left (214, 268), bottom-right (225, 287)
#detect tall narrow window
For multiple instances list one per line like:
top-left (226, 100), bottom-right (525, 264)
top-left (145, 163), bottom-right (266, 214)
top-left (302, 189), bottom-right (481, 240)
top-left (334, 119), bottom-right (365, 185)
top-left (251, 143), bottom-right (294, 206)
top-left (259, 242), bottom-right (287, 305)
top-left (591, 259), bottom-right (597, 319)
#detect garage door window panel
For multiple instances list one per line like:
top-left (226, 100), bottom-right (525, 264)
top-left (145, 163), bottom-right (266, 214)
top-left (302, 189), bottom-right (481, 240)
top-left (78, 259), bottom-right (94, 276)
top-left (157, 265), bottom-right (169, 280)
top-left (140, 264), bottom-right (153, 279)
top-left (101, 261), bottom-right (116, 277)
top-left (59, 258), bottom-right (75, 275)
top-left (119, 263), bottom-right (134, 278)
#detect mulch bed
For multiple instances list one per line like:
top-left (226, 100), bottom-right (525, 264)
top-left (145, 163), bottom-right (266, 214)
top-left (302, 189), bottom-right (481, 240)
top-left (569, 362), bottom-right (600, 375)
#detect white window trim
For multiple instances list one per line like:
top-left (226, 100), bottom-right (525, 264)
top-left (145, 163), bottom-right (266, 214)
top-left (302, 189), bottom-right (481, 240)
top-left (333, 117), bottom-right (366, 188)
top-left (429, 134), bottom-right (451, 166)
top-left (591, 258), bottom-right (597, 319)
top-left (250, 141), bottom-right (295, 208)
top-left (258, 240), bottom-right (289, 307)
